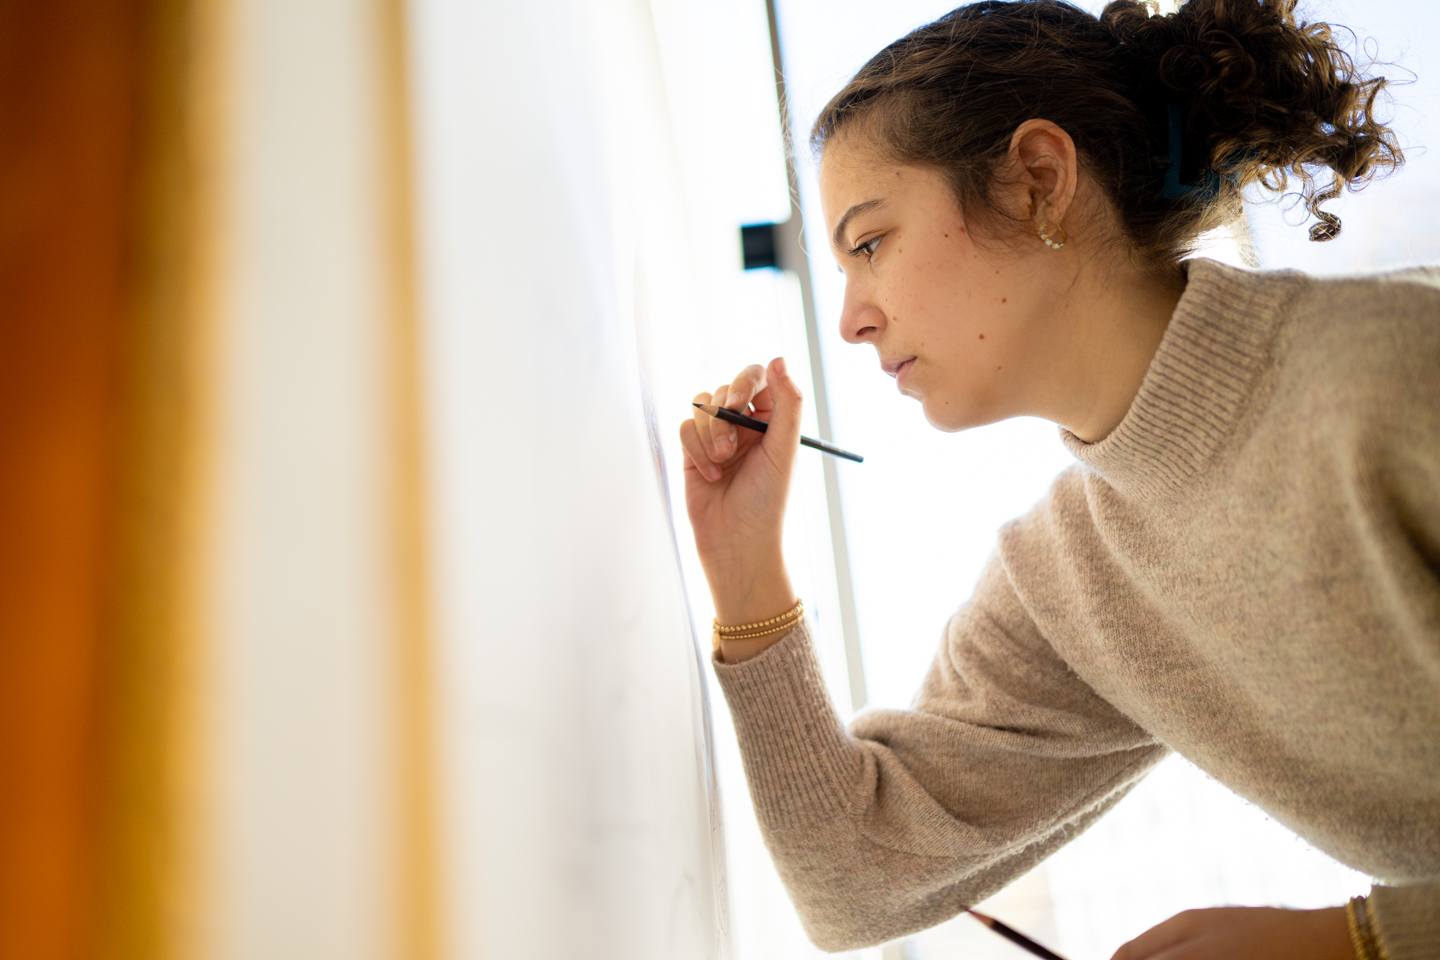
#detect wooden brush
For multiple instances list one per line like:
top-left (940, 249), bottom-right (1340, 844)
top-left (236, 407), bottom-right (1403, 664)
top-left (965, 908), bottom-right (1071, 960)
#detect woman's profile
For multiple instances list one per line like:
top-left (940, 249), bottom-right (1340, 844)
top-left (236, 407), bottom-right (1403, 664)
top-left (678, 1), bottom-right (1438, 958)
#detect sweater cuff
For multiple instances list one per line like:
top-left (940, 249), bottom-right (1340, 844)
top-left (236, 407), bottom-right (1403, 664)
top-left (1371, 883), bottom-right (1440, 960)
top-left (711, 619), bottom-right (864, 824)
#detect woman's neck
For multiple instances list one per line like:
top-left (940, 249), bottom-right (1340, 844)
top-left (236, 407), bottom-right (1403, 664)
top-left (1033, 258), bottom-right (1185, 444)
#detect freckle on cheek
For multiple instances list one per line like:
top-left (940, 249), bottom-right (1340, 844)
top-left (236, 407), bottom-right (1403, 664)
top-left (978, 334), bottom-right (984, 340)
top-left (1001, 298), bottom-right (1007, 304)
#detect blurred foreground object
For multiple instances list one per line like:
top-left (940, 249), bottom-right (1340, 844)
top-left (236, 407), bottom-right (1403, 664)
top-left (0, 0), bottom-right (434, 954)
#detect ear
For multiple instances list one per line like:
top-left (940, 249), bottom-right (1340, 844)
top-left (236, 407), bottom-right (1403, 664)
top-left (1005, 119), bottom-right (1078, 227)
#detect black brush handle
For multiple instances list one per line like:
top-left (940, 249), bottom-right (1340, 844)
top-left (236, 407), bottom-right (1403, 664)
top-left (696, 403), bottom-right (864, 463)
top-left (705, 404), bottom-right (772, 432)
top-left (976, 914), bottom-right (1070, 960)
top-left (799, 435), bottom-right (863, 463)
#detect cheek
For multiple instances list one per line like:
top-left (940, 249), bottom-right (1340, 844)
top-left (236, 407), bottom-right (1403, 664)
top-left (904, 233), bottom-right (991, 308)
top-left (891, 272), bottom-right (994, 355)
top-left (881, 252), bottom-right (964, 329)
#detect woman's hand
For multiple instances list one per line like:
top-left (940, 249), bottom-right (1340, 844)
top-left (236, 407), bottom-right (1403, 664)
top-left (1112, 906), bottom-right (1353, 960)
top-left (679, 358), bottom-right (803, 637)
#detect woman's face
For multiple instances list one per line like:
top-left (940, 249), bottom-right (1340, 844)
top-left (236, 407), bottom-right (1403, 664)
top-left (819, 136), bottom-right (1061, 432)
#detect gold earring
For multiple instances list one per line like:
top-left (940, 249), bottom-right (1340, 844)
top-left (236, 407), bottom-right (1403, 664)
top-left (1038, 221), bottom-right (1067, 249)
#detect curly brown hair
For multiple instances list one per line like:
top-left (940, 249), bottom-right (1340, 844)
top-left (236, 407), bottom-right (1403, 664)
top-left (811, 0), bottom-right (1403, 266)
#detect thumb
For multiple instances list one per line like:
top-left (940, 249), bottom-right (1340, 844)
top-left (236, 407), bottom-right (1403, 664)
top-left (763, 357), bottom-right (804, 452)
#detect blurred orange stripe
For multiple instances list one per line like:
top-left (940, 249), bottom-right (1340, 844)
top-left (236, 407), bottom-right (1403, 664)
top-left (0, 1), bottom-right (210, 956)
top-left (0, 0), bottom-right (143, 955)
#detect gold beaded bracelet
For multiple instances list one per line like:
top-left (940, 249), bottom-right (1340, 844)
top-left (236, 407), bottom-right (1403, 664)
top-left (1347, 896), bottom-right (1388, 960)
top-left (714, 598), bottom-right (804, 636)
top-left (712, 599), bottom-right (803, 651)
top-left (715, 614), bottom-right (803, 641)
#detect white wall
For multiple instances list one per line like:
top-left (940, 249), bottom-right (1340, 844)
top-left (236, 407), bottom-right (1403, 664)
top-left (409, 1), bottom-right (729, 956)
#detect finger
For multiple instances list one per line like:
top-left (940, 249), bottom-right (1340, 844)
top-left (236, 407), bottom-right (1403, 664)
top-left (750, 379), bottom-right (775, 420)
top-left (719, 365), bottom-right (769, 455)
top-left (692, 390), bottom-right (721, 463)
top-left (724, 364), bottom-right (767, 412)
top-left (679, 417), bottom-right (721, 482)
top-left (757, 356), bottom-right (803, 455)
top-left (709, 383), bottom-right (738, 458)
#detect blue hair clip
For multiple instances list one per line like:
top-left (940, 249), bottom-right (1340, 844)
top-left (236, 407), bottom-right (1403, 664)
top-left (1162, 102), bottom-right (1233, 201)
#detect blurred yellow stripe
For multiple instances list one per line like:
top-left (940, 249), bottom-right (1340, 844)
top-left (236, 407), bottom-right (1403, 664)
top-left (379, 0), bottom-right (442, 956)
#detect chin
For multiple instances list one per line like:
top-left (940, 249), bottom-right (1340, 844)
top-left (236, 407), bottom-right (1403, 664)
top-left (920, 395), bottom-right (999, 433)
top-left (920, 401), bottom-right (974, 433)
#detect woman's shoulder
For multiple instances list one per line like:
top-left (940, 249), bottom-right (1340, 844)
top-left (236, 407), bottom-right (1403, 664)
top-left (1293, 261), bottom-right (1440, 311)
top-left (1273, 264), bottom-right (1440, 404)
top-left (1193, 256), bottom-right (1440, 325)
top-left (1282, 262), bottom-right (1440, 340)
top-left (1177, 258), bottom-right (1437, 403)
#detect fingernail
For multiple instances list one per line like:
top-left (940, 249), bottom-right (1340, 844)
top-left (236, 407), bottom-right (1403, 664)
top-left (714, 435), bottom-right (731, 455)
top-left (774, 357), bottom-right (788, 378)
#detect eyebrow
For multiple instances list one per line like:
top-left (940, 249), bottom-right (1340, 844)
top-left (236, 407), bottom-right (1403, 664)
top-left (831, 199), bottom-right (885, 252)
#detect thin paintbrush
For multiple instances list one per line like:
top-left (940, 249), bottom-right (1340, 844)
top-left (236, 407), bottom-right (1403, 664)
top-left (965, 908), bottom-right (1071, 960)
top-left (692, 403), bottom-right (863, 463)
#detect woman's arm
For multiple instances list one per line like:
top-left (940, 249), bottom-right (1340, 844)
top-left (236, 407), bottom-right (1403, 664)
top-left (713, 554), bottom-right (1168, 949)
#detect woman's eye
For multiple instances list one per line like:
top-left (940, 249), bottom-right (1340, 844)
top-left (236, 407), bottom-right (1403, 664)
top-left (852, 236), bottom-right (882, 260)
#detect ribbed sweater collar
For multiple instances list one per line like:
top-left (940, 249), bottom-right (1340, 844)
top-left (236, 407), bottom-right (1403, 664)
top-left (1061, 258), bottom-right (1304, 501)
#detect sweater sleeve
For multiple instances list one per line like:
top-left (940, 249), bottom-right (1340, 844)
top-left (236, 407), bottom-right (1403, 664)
top-left (1366, 294), bottom-right (1440, 960)
top-left (711, 553), bottom-right (1167, 951)
top-left (1373, 885), bottom-right (1440, 960)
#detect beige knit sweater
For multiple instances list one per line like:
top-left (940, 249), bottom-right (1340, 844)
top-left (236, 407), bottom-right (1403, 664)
top-left (712, 259), bottom-right (1440, 957)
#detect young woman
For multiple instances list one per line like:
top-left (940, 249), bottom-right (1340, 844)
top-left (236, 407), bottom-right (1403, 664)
top-left (678, 1), bottom-right (1438, 958)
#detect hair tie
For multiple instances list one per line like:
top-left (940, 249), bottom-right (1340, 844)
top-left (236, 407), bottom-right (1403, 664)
top-left (1162, 102), bottom-right (1241, 201)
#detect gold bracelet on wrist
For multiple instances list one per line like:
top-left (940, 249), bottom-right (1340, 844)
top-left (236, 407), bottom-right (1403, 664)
top-left (711, 599), bottom-right (803, 652)
top-left (714, 598), bottom-right (803, 636)
top-left (1347, 896), bottom-right (1387, 960)
top-left (1348, 897), bottom-right (1372, 960)
top-left (719, 621), bottom-right (798, 641)
top-left (1367, 896), bottom-right (1389, 960)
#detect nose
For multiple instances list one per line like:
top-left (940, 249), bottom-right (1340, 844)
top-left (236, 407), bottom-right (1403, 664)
top-left (839, 282), bottom-right (885, 345)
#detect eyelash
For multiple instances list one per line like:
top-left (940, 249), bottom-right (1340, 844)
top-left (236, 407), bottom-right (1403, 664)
top-left (849, 236), bottom-right (882, 261)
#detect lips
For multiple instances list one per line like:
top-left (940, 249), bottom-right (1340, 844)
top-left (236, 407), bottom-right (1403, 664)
top-left (881, 356), bottom-right (916, 378)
